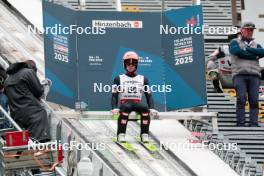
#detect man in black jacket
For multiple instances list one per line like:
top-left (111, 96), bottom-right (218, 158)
top-left (4, 60), bottom-right (50, 142)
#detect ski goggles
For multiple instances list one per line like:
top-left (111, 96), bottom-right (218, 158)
top-left (124, 59), bottom-right (138, 66)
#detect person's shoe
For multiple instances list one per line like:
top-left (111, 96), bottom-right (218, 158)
top-left (249, 124), bottom-right (261, 127)
top-left (117, 133), bottom-right (126, 143)
top-left (141, 133), bottom-right (149, 143)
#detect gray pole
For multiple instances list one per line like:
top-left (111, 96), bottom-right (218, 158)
top-left (231, 0), bottom-right (238, 26)
top-left (160, 0), bottom-right (167, 111)
top-left (79, 0), bottom-right (85, 10)
top-left (161, 0), bottom-right (164, 25)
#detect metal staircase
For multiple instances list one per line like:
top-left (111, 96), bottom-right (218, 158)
top-left (186, 81), bottom-right (264, 176)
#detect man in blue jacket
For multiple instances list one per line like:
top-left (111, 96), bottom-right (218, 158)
top-left (229, 22), bottom-right (264, 127)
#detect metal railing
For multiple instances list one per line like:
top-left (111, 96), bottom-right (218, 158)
top-left (0, 105), bottom-right (22, 131)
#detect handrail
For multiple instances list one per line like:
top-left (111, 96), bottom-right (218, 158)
top-left (0, 105), bottom-right (22, 131)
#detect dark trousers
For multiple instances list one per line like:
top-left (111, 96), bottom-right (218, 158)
top-left (117, 102), bottom-right (150, 135)
top-left (212, 79), bottom-right (223, 93)
top-left (233, 75), bottom-right (260, 126)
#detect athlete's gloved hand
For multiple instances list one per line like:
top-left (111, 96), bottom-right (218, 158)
top-left (110, 108), bottom-right (120, 120)
top-left (149, 109), bottom-right (159, 119)
top-left (111, 108), bottom-right (120, 115)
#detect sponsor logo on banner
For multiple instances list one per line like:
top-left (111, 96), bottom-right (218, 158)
top-left (174, 47), bottom-right (193, 55)
top-left (92, 20), bottom-right (143, 28)
top-left (186, 16), bottom-right (196, 26)
top-left (53, 35), bottom-right (69, 63)
top-left (133, 21), bottom-right (140, 28)
top-left (138, 56), bottom-right (152, 66)
top-left (54, 44), bottom-right (68, 54)
top-left (186, 15), bottom-right (201, 26)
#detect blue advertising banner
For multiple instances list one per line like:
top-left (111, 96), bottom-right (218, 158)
top-left (76, 11), bottom-right (165, 110)
top-left (43, 2), bottom-right (77, 107)
top-left (162, 6), bottom-right (207, 110)
top-left (43, 1), bottom-right (207, 111)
